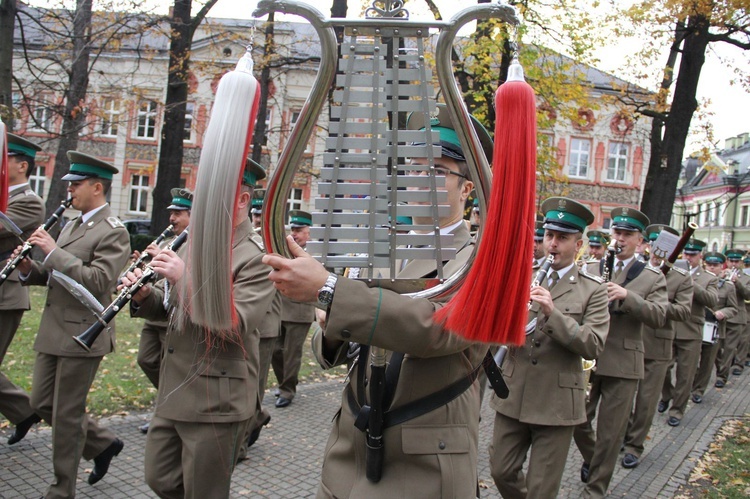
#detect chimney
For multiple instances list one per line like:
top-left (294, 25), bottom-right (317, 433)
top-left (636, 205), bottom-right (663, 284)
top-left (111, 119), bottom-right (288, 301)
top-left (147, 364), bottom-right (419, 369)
top-left (739, 133), bottom-right (749, 146)
top-left (726, 137), bottom-right (736, 150)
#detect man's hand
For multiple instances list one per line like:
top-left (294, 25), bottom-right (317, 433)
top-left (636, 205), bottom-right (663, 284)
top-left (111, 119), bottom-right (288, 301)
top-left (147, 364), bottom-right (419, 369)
top-left (150, 250), bottom-right (184, 285)
top-left (119, 267), bottom-right (151, 303)
top-left (529, 286), bottom-right (554, 317)
top-left (607, 282), bottom-right (628, 302)
top-left (144, 242), bottom-right (161, 259)
top-left (26, 227), bottom-right (56, 256)
top-left (715, 310), bottom-right (726, 321)
top-left (9, 244), bottom-right (31, 275)
top-left (263, 235), bottom-right (329, 303)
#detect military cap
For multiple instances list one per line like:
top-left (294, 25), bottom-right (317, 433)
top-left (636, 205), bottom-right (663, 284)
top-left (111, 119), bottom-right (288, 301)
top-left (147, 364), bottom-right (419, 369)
top-left (63, 151), bottom-right (118, 181)
top-left (610, 206), bottom-right (649, 233)
top-left (7, 133), bottom-right (42, 159)
top-left (645, 224), bottom-right (678, 242)
top-left (534, 215), bottom-right (544, 242)
top-left (703, 251), bottom-right (726, 264)
top-left (725, 248), bottom-right (746, 261)
top-left (586, 229), bottom-right (610, 247)
top-left (472, 197), bottom-right (479, 211)
top-left (406, 103), bottom-right (494, 163)
top-left (683, 238), bottom-right (707, 255)
top-left (289, 210), bottom-right (312, 228)
top-left (242, 158), bottom-right (267, 188)
top-left (744, 254), bottom-right (750, 265)
top-left (396, 215), bottom-right (412, 226)
top-left (251, 189), bottom-right (265, 215)
top-left (167, 187), bottom-right (193, 211)
top-left (540, 197), bottom-right (594, 234)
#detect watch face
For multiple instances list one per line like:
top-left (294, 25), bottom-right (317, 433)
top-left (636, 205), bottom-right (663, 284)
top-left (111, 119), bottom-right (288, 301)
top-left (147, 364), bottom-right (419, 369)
top-left (318, 289), bottom-right (334, 305)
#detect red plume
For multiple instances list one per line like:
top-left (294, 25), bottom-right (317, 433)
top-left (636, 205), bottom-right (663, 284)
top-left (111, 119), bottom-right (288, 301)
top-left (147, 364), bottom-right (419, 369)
top-left (0, 121), bottom-right (8, 212)
top-left (434, 58), bottom-right (537, 345)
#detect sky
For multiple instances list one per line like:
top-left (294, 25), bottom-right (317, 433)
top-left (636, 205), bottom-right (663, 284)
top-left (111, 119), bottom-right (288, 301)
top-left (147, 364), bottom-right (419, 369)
top-left (203, 0), bottom-right (750, 154)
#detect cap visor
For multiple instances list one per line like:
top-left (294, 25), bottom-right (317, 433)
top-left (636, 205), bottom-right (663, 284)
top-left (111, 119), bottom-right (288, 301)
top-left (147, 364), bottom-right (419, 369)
top-left (610, 222), bottom-right (642, 232)
top-left (62, 173), bottom-right (92, 181)
top-left (167, 205), bottom-right (190, 211)
top-left (543, 222), bottom-right (580, 234)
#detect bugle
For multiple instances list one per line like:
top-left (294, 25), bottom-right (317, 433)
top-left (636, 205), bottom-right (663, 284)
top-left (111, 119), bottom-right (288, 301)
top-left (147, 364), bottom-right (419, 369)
top-left (73, 228), bottom-right (189, 351)
top-left (118, 224), bottom-right (174, 284)
top-left (660, 222), bottom-right (698, 275)
top-left (0, 197), bottom-right (71, 286)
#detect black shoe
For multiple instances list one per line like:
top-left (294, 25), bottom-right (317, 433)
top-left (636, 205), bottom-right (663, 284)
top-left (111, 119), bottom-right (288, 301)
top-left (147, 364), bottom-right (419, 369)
top-left (273, 389), bottom-right (280, 398)
top-left (692, 394), bottom-right (703, 404)
top-left (622, 453), bottom-right (640, 469)
top-left (745, 360), bottom-right (750, 367)
top-left (275, 396), bottom-right (291, 408)
top-left (247, 415), bottom-right (271, 449)
top-left (733, 368), bottom-right (743, 376)
top-left (667, 416), bottom-right (681, 427)
top-left (88, 438), bottom-right (124, 485)
top-left (139, 422), bottom-right (150, 434)
top-left (7, 414), bottom-right (42, 445)
top-left (715, 379), bottom-right (726, 388)
top-left (657, 400), bottom-right (669, 413)
top-left (580, 462), bottom-right (590, 483)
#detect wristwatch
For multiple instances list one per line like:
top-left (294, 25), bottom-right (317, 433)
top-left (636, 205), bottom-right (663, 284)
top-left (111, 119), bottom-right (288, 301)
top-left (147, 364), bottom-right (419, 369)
top-left (316, 273), bottom-right (338, 310)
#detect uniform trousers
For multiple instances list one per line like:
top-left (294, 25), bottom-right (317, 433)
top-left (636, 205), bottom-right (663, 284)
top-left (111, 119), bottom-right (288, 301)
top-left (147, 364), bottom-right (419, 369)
top-left (137, 321), bottom-right (167, 388)
top-left (731, 322), bottom-right (750, 373)
top-left (662, 338), bottom-right (701, 419)
top-left (574, 374), bottom-right (639, 499)
top-left (144, 415), bottom-right (247, 499)
top-left (237, 335), bottom-right (276, 460)
top-left (489, 412), bottom-right (574, 499)
top-left (0, 310), bottom-right (35, 424)
top-left (271, 321), bottom-right (311, 400)
top-left (716, 323), bottom-right (743, 381)
top-left (31, 353), bottom-right (116, 499)
top-left (624, 357), bottom-right (671, 458)
top-left (692, 341), bottom-right (720, 396)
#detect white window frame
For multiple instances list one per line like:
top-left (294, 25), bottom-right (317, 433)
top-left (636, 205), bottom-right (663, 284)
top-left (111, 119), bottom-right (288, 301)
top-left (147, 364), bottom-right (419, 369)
top-left (136, 100), bottom-right (157, 139)
top-left (11, 92), bottom-right (22, 131)
top-left (99, 98), bottom-right (120, 138)
top-left (741, 205), bottom-right (749, 226)
top-left (183, 102), bottom-right (195, 143)
top-left (129, 174), bottom-right (150, 214)
top-left (606, 142), bottom-right (629, 183)
top-left (29, 100), bottom-right (53, 132)
top-left (568, 138), bottom-right (590, 179)
top-left (287, 187), bottom-right (303, 213)
top-left (29, 164), bottom-right (46, 196)
top-left (290, 109), bottom-right (312, 152)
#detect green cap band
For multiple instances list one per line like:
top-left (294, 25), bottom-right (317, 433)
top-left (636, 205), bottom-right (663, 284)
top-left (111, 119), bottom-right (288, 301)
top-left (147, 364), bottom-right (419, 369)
top-left (243, 170), bottom-right (257, 187)
top-left (546, 210), bottom-right (588, 232)
top-left (171, 196), bottom-right (192, 208)
top-left (589, 235), bottom-right (605, 244)
top-left (290, 214), bottom-right (312, 226)
top-left (705, 255), bottom-right (725, 264)
top-left (612, 214), bottom-right (646, 231)
top-left (648, 232), bottom-right (659, 242)
top-left (726, 250), bottom-right (744, 259)
top-left (8, 143), bottom-right (38, 158)
top-left (252, 198), bottom-right (263, 207)
top-left (433, 126), bottom-right (461, 151)
top-left (69, 162), bottom-right (114, 180)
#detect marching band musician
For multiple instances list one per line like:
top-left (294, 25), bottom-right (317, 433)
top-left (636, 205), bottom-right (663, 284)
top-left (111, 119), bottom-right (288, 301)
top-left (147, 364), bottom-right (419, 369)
top-left (585, 230), bottom-right (609, 262)
top-left (574, 207), bottom-right (668, 499)
top-left (532, 216), bottom-right (545, 267)
top-left (14, 152), bottom-right (131, 497)
top-left (659, 239), bottom-right (719, 426)
top-left (123, 159), bottom-right (276, 497)
top-left (263, 105), bottom-right (491, 498)
top-left (691, 251), bottom-right (737, 402)
top-left (717, 249), bottom-right (750, 379)
top-left (488, 197), bottom-right (609, 499)
top-left (0, 133), bottom-right (45, 445)
top-left (622, 224), bottom-right (693, 469)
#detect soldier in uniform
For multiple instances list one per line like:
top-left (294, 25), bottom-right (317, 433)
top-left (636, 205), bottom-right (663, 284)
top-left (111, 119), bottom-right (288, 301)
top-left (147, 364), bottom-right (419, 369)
top-left (263, 104), bottom-right (495, 498)
top-left (718, 249), bottom-right (750, 379)
top-left (533, 215), bottom-right (545, 267)
top-left (251, 189), bottom-right (264, 230)
top-left (691, 251), bottom-right (738, 402)
top-left (14, 152), bottom-right (131, 497)
top-left (574, 207), bottom-right (668, 499)
top-left (136, 187), bottom-right (192, 434)
top-left (738, 254), bottom-right (750, 369)
top-left (659, 239), bottom-right (719, 425)
top-left (586, 230), bottom-right (609, 262)
top-left (0, 133), bottom-right (45, 445)
top-left (488, 197), bottom-right (609, 498)
top-left (622, 224), bottom-right (692, 469)
top-left (124, 160), bottom-right (276, 497)
top-left (272, 210), bottom-right (316, 408)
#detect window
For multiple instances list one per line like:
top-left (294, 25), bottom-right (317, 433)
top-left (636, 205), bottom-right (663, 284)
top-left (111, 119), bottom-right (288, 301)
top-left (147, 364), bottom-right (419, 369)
top-left (713, 203), bottom-right (720, 225)
top-left (136, 100), bottom-right (157, 139)
top-left (741, 205), bottom-right (749, 226)
top-left (29, 164), bottom-right (45, 196)
top-left (290, 110), bottom-right (312, 152)
top-left (11, 92), bottom-right (21, 131)
top-left (287, 188), bottom-right (303, 213)
top-left (29, 101), bottom-right (53, 132)
top-left (603, 217), bottom-right (611, 230)
top-left (129, 174), bottom-right (149, 213)
top-left (262, 108), bottom-right (272, 146)
top-left (183, 102), bottom-right (194, 142)
top-left (606, 142), bottom-right (629, 182)
top-left (568, 138), bottom-right (590, 178)
top-left (100, 98), bottom-right (120, 137)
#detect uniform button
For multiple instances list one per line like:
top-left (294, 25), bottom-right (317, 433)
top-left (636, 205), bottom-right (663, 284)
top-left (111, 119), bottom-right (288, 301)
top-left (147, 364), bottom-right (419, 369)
top-left (534, 340), bottom-right (541, 347)
top-left (167, 347), bottom-right (174, 353)
top-left (438, 441), bottom-right (446, 450)
top-left (341, 330), bottom-right (351, 339)
top-left (531, 359), bottom-right (538, 365)
top-left (221, 369), bottom-right (227, 375)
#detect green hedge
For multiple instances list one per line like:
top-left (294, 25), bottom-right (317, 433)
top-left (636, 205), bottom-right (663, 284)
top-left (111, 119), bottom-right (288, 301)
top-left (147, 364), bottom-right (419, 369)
top-left (130, 234), bottom-right (157, 252)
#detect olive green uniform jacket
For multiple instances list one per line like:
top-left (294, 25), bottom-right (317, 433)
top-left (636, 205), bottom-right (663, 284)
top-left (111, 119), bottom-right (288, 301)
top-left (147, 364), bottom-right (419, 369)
top-left (643, 267), bottom-right (693, 361)
top-left (674, 269), bottom-right (719, 341)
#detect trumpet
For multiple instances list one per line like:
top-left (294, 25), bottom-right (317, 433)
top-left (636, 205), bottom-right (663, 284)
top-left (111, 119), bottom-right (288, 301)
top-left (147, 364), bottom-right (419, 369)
top-left (0, 197), bottom-right (72, 287)
top-left (525, 255), bottom-right (555, 334)
top-left (118, 224), bottom-right (174, 285)
top-left (73, 227), bottom-right (189, 351)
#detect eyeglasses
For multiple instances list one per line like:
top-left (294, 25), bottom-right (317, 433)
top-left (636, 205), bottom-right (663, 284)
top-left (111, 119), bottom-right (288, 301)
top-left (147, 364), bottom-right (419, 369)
top-left (433, 166), bottom-right (469, 180)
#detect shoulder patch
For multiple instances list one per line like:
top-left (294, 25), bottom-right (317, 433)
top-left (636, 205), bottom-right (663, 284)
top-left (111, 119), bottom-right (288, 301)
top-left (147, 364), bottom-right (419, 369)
top-left (671, 266), bottom-right (687, 276)
top-left (579, 268), bottom-right (604, 284)
top-left (24, 189), bottom-right (38, 197)
top-left (705, 269), bottom-right (717, 277)
top-left (249, 231), bottom-right (265, 251)
top-left (645, 266), bottom-right (661, 274)
top-left (107, 216), bottom-right (125, 229)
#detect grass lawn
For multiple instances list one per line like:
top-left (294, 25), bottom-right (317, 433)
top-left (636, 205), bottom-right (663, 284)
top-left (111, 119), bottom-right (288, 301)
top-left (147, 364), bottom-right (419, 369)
top-left (1, 287), bottom-right (345, 425)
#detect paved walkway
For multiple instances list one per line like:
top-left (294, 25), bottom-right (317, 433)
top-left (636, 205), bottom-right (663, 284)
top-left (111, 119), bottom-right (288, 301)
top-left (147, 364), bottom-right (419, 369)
top-left (2, 367), bottom-right (749, 498)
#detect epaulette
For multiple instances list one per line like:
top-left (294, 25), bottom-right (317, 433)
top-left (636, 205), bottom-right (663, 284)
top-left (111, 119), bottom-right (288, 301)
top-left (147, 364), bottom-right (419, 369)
top-left (24, 188), bottom-right (38, 197)
top-left (705, 269), bottom-right (717, 276)
top-left (579, 268), bottom-right (604, 284)
top-left (248, 231), bottom-right (265, 252)
top-left (671, 266), bottom-right (688, 276)
top-left (645, 266), bottom-right (661, 274)
top-left (107, 216), bottom-right (125, 229)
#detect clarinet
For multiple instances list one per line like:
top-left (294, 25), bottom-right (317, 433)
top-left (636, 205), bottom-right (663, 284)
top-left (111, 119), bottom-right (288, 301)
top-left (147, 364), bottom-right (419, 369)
top-left (524, 255), bottom-right (555, 334)
top-left (73, 228), bottom-right (189, 351)
top-left (117, 224), bottom-right (174, 285)
top-left (0, 198), bottom-right (72, 287)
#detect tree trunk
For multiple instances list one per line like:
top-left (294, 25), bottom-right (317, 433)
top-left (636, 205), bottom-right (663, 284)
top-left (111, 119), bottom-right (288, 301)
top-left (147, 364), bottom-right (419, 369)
top-left (251, 11), bottom-right (275, 164)
top-left (150, 0), bottom-right (193, 235)
top-left (640, 15), bottom-right (709, 225)
top-left (46, 0), bottom-right (92, 218)
top-left (0, 0), bottom-right (17, 126)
